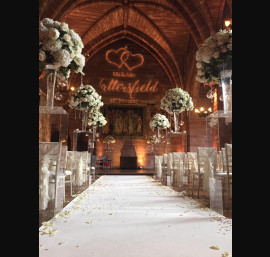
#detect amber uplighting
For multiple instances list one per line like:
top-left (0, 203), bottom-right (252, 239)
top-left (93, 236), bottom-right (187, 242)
top-left (194, 107), bottom-right (212, 117)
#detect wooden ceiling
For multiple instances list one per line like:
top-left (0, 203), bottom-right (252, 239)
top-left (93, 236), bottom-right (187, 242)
top-left (39, 0), bottom-right (232, 92)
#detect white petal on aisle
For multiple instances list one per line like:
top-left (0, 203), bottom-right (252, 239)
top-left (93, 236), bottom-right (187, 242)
top-left (39, 175), bottom-right (232, 257)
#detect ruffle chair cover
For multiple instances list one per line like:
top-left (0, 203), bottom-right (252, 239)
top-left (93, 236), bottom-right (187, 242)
top-left (39, 155), bottom-right (51, 210)
top-left (73, 151), bottom-right (88, 186)
top-left (197, 147), bottom-right (217, 196)
top-left (39, 142), bottom-right (62, 211)
top-left (154, 156), bottom-right (163, 179)
top-left (202, 157), bottom-right (214, 197)
top-left (172, 152), bottom-right (185, 186)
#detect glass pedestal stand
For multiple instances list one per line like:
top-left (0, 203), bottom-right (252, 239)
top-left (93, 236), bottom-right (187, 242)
top-left (166, 131), bottom-right (187, 153)
top-left (206, 110), bottom-right (232, 151)
top-left (39, 106), bottom-right (69, 145)
top-left (73, 129), bottom-right (96, 166)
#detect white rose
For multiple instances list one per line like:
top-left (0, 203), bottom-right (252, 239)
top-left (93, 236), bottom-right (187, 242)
top-left (48, 28), bottom-right (60, 40)
top-left (39, 50), bottom-right (46, 61)
top-left (54, 21), bottom-right (61, 28)
top-left (60, 22), bottom-right (69, 32)
top-left (42, 39), bottom-right (62, 52)
top-left (196, 62), bottom-right (203, 69)
top-left (42, 18), bottom-right (54, 27)
top-left (74, 53), bottom-right (85, 67)
top-left (63, 34), bottom-right (71, 42)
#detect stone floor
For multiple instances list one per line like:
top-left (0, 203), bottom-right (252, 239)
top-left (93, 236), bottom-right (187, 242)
top-left (39, 169), bottom-right (232, 227)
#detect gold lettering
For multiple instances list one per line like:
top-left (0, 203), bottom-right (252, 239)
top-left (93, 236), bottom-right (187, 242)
top-left (99, 78), bottom-right (159, 98)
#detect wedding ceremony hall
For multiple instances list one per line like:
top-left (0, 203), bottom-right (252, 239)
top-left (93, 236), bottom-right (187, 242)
top-left (39, 0), bottom-right (232, 256)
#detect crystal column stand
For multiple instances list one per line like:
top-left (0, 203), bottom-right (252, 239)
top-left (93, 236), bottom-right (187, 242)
top-left (46, 64), bottom-right (57, 109)
top-left (81, 109), bottom-right (89, 131)
top-left (220, 70), bottom-right (232, 113)
top-left (173, 111), bottom-right (180, 132)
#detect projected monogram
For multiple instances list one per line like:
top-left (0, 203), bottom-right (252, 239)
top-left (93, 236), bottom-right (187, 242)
top-left (100, 47), bottom-right (159, 100)
top-left (105, 48), bottom-right (144, 71)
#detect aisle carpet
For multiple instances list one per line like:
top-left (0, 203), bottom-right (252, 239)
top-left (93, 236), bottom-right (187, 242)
top-left (39, 175), bottom-right (232, 257)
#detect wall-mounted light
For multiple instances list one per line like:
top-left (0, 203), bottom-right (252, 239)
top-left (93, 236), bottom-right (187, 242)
top-left (70, 87), bottom-right (75, 91)
top-left (224, 19), bottom-right (232, 30)
top-left (195, 107), bottom-right (212, 117)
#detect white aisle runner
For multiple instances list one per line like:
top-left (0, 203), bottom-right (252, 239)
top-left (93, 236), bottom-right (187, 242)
top-left (39, 175), bottom-right (232, 257)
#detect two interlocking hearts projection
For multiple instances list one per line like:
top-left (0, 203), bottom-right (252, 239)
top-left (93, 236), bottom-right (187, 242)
top-left (105, 48), bottom-right (144, 71)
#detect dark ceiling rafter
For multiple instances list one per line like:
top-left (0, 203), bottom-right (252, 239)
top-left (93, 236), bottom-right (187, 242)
top-left (76, 5), bottom-right (183, 85)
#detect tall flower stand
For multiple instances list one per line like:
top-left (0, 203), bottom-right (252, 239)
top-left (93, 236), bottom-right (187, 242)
top-left (39, 65), bottom-right (69, 145)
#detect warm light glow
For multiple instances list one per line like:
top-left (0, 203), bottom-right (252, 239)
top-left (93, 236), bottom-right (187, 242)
top-left (208, 107), bottom-right (212, 112)
top-left (70, 87), bottom-right (75, 91)
top-left (195, 109), bottom-right (199, 113)
top-left (200, 107), bottom-right (204, 111)
top-left (225, 20), bottom-right (231, 27)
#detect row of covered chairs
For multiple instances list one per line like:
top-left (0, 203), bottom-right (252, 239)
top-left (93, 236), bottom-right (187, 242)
top-left (154, 144), bottom-right (232, 208)
top-left (39, 142), bottom-right (92, 212)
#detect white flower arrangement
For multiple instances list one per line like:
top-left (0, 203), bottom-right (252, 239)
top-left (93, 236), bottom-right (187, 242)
top-left (147, 135), bottom-right (159, 144)
top-left (104, 135), bottom-right (116, 144)
top-left (39, 18), bottom-right (85, 81)
top-left (149, 113), bottom-right (170, 130)
top-left (195, 29), bottom-right (232, 85)
top-left (160, 88), bottom-right (194, 114)
top-left (69, 84), bottom-right (104, 111)
top-left (88, 110), bottom-right (107, 127)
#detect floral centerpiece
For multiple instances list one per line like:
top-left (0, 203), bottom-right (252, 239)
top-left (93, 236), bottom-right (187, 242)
top-left (69, 84), bottom-right (104, 111)
top-left (88, 110), bottom-right (107, 127)
top-left (149, 114), bottom-right (170, 130)
top-left (195, 29), bottom-right (232, 85)
top-left (147, 135), bottom-right (159, 144)
top-left (104, 135), bottom-right (116, 144)
top-left (39, 17), bottom-right (85, 81)
top-left (160, 88), bottom-right (194, 114)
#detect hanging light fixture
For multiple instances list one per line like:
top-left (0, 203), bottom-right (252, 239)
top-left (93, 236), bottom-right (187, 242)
top-left (194, 107), bottom-right (212, 117)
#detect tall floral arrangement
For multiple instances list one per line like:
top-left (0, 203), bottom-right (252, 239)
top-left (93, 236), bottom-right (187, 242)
top-left (88, 110), bottom-right (107, 127)
top-left (69, 85), bottom-right (104, 111)
top-left (195, 29), bottom-right (232, 85)
top-left (160, 88), bottom-right (194, 114)
top-left (39, 18), bottom-right (85, 81)
top-left (149, 114), bottom-right (170, 130)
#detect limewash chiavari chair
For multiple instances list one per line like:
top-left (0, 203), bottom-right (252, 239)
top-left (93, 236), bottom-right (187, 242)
top-left (66, 151), bottom-right (75, 196)
top-left (166, 153), bottom-right (173, 186)
top-left (161, 154), bottom-right (168, 184)
top-left (154, 155), bottom-right (163, 180)
top-left (73, 151), bottom-right (89, 187)
top-left (186, 152), bottom-right (197, 186)
top-left (172, 152), bottom-right (186, 188)
top-left (192, 147), bottom-right (217, 199)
